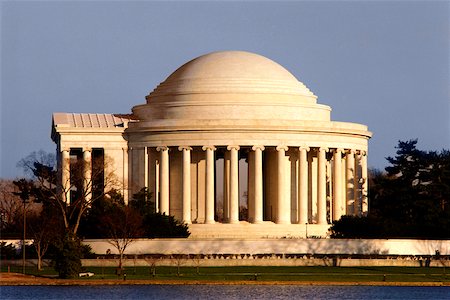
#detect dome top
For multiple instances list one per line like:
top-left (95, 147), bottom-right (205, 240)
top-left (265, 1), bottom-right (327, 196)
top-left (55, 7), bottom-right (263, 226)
top-left (147, 51), bottom-right (316, 99)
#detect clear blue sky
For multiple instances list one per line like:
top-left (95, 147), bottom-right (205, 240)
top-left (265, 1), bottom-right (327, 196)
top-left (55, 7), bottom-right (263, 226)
top-left (1, 1), bottom-right (449, 179)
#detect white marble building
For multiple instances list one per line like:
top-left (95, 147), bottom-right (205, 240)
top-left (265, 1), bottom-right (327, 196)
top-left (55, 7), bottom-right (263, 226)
top-left (51, 51), bottom-right (372, 238)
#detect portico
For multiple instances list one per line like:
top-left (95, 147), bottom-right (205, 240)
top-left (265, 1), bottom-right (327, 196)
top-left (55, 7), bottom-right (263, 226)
top-left (125, 144), bottom-right (368, 235)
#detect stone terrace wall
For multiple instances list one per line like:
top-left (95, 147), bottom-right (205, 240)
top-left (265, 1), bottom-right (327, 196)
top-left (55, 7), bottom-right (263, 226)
top-left (83, 239), bottom-right (450, 256)
top-left (80, 257), bottom-right (449, 268)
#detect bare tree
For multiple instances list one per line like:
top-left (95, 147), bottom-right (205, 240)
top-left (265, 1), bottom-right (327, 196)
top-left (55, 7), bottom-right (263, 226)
top-left (144, 256), bottom-right (159, 277)
top-left (171, 253), bottom-right (188, 276)
top-left (101, 205), bottom-right (143, 271)
top-left (191, 254), bottom-right (203, 275)
top-left (0, 179), bottom-right (24, 232)
top-left (27, 211), bottom-right (58, 271)
top-left (17, 150), bottom-right (121, 236)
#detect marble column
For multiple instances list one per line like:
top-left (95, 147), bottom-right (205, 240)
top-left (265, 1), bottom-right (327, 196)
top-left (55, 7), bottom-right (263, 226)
top-left (147, 148), bottom-right (157, 213)
top-left (83, 148), bottom-right (92, 203)
top-left (341, 153), bottom-right (347, 216)
top-left (122, 148), bottom-right (129, 205)
top-left (317, 147), bottom-right (328, 225)
top-left (298, 146), bottom-right (309, 224)
top-left (332, 149), bottom-right (343, 221)
top-left (203, 146), bottom-right (216, 224)
top-left (157, 146), bottom-right (169, 215)
top-left (361, 151), bottom-right (369, 215)
top-left (327, 159), bottom-right (332, 218)
top-left (144, 147), bottom-right (149, 190)
top-left (227, 146), bottom-right (240, 224)
top-left (155, 159), bottom-right (160, 213)
top-left (252, 146), bottom-right (264, 223)
top-left (247, 150), bottom-right (255, 222)
top-left (354, 151), bottom-right (362, 215)
top-left (346, 149), bottom-right (356, 215)
top-left (276, 146), bottom-right (289, 224)
top-left (310, 154), bottom-right (318, 223)
top-left (61, 149), bottom-right (71, 203)
top-left (127, 147), bottom-right (134, 202)
top-left (179, 146), bottom-right (192, 224)
top-left (223, 150), bottom-right (230, 222)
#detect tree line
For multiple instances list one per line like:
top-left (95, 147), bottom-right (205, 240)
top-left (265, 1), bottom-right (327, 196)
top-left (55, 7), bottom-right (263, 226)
top-left (330, 140), bottom-right (450, 239)
top-left (1, 139), bottom-right (449, 277)
top-left (0, 151), bottom-right (189, 278)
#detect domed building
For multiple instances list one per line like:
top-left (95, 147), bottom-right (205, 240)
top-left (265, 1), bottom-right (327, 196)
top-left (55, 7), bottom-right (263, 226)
top-left (51, 51), bottom-right (372, 238)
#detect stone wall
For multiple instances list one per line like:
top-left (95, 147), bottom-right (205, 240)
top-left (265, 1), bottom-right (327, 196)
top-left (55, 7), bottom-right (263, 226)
top-left (80, 257), bottom-right (449, 268)
top-left (83, 238), bottom-right (450, 256)
top-left (2, 257), bottom-right (448, 269)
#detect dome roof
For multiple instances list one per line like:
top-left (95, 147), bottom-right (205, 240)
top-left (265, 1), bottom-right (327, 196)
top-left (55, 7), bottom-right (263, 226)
top-left (127, 51), bottom-right (371, 151)
top-left (147, 51), bottom-right (316, 99)
top-left (133, 51), bottom-right (331, 124)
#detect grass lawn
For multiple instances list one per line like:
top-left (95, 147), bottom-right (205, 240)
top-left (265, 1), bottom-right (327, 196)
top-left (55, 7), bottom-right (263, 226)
top-left (2, 265), bottom-right (449, 283)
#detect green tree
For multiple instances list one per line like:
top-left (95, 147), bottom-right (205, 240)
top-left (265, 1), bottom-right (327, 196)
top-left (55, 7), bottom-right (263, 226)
top-left (128, 188), bottom-right (190, 238)
top-left (143, 213), bottom-right (190, 238)
top-left (330, 215), bottom-right (384, 239)
top-left (52, 233), bottom-right (83, 278)
top-left (331, 140), bottom-right (450, 239)
top-left (128, 187), bottom-right (154, 215)
top-left (78, 189), bottom-right (125, 239)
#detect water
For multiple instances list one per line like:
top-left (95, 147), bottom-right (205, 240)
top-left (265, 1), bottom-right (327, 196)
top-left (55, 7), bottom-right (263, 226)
top-left (1, 285), bottom-right (449, 300)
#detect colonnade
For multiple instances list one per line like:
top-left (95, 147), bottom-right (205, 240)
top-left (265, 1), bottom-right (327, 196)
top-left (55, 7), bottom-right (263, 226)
top-left (59, 148), bottom-right (94, 204)
top-left (59, 147), bottom-right (129, 204)
top-left (131, 145), bottom-right (368, 226)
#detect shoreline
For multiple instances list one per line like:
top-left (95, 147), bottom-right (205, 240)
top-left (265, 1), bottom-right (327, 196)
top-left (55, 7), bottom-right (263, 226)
top-left (1, 273), bottom-right (449, 287)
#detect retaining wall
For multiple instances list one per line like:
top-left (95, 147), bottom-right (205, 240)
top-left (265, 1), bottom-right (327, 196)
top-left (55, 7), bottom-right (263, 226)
top-left (2, 257), bottom-right (448, 269)
top-left (83, 238), bottom-right (450, 256)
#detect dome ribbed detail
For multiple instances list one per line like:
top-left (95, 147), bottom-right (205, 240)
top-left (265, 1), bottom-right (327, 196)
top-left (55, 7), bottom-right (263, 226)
top-left (146, 51), bottom-right (316, 100)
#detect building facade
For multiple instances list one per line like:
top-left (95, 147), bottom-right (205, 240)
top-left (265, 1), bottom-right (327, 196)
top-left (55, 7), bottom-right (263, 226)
top-left (51, 51), bottom-right (372, 238)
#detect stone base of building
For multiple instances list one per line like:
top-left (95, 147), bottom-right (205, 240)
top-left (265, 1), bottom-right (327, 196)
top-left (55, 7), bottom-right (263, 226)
top-left (80, 238), bottom-right (449, 257)
top-left (187, 222), bottom-right (330, 239)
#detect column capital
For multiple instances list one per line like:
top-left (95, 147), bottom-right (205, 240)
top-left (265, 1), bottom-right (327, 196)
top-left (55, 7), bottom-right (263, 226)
top-left (202, 145), bottom-right (217, 151)
top-left (61, 148), bottom-right (71, 153)
top-left (178, 146), bottom-right (193, 151)
top-left (358, 150), bottom-right (367, 156)
top-left (334, 148), bottom-right (344, 153)
top-left (251, 145), bottom-right (265, 151)
top-left (156, 146), bottom-right (169, 152)
top-left (227, 145), bottom-right (240, 151)
top-left (276, 145), bottom-right (288, 152)
top-left (346, 149), bottom-right (357, 155)
top-left (83, 149), bottom-right (92, 160)
top-left (83, 147), bottom-right (92, 153)
top-left (318, 147), bottom-right (329, 152)
top-left (299, 146), bottom-right (310, 152)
